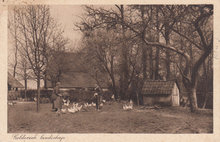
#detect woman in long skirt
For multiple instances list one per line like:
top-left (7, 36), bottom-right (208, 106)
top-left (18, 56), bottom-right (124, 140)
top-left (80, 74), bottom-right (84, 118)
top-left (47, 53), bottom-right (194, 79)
top-left (52, 82), bottom-right (62, 112)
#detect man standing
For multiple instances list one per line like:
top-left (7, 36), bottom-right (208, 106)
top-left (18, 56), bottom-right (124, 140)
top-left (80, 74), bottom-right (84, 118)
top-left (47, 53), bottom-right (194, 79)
top-left (94, 84), bottom-right (101, 111)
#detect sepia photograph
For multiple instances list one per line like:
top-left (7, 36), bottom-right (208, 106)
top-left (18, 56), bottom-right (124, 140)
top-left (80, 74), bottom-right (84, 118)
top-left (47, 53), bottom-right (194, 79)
top-left (6, 4), bottom-right (214, 134)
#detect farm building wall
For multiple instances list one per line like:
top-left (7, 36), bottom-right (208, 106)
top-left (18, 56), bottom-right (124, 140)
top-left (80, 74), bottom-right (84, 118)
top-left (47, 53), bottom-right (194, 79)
top-left (141, 81), bottom-right (180, 106)
top-left (143, 95), bottom-right (172, 106)
top-left (171, 83), bottom-right (180, 106)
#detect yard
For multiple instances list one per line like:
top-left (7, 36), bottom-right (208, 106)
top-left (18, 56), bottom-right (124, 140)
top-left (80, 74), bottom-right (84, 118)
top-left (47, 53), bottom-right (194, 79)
top-left (8, 101), bottom-right (213, 133)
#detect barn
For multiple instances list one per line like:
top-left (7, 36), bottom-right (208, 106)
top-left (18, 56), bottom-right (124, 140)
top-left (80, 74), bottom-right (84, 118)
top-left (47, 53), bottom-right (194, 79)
top-left (8, 72), bottom-right (24, 100)
top-left (8, 72), bottom-right (24, 91)
top-left (141, 80), bottom-right (180, 106)
top-left (47, 72), bottom-right (109, 91)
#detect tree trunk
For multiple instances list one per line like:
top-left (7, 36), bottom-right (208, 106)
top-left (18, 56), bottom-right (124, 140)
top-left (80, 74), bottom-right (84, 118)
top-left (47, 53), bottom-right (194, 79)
top-left (155, 7), bottom-right (160, 80)
top-left (202, 61), bottom-right (208, 109)
top-left (155, 48), bottom-right (160, 80)
top-left (119, 5), bottom-right (129, 100)
top-left (37, 73), bottom-right (40, 112)
top-left (111, 75), bottom-right (118, 100)
top-left (24, 78), bottom-right (27, 100)
top-left (141, 6), bottom-right (147, 81)
top-left (12, 11), bottom-right (18, 78)
top-left (165, 25), bottom-right (171, 80)
top-left (149, 46), bottom-right (154, 79)
top-left (188, 87), bottom-right (198, 112)
top-left (44, 71), bottom-right (47, 89)
top-left (166, 51), bottom-right (171, 80)
top-left (136, 92), bottom-right (139, 106)
top-left (142, 45), bottom-right (147, 80)
top-left (202, 94), bottom-right (208, 109)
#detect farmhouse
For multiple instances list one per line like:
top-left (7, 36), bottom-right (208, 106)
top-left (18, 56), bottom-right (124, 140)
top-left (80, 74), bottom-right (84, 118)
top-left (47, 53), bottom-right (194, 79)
top-left (47, 72), bottom-right (109, 90)
top-left (8, 72), bottom-right (24, 91)
top-left (8, 72), bottom-right (24, 100)
top-left (141, 80), bottom-right (180, 106)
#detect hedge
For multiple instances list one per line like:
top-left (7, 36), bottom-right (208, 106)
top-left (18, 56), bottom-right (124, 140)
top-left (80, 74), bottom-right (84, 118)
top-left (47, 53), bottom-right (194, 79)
top-left (18, 89), bottom-right (113, 103)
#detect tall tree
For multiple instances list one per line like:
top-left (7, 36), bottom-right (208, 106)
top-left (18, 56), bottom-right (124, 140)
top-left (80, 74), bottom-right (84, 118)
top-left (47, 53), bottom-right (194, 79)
top-left (119, 5), bottom-right (213, 112)
top-left (8, 7), bottom-right (20, 78)
top-left (79, 29), bottom-right (120, 98)
top-left (13, 5), bottom-right (63, 112)
top-left (76, 5), bottom-right (213, 112)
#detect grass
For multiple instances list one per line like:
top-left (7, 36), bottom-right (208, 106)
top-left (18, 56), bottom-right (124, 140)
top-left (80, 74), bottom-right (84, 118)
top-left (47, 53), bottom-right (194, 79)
top-left (8, 101), bottom-right (213, 133)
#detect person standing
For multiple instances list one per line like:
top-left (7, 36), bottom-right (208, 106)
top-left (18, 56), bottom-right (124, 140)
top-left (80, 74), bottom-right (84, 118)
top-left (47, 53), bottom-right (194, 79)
top-left (94, 84), bottom-right (101, 111)
top-left (51, 82), bottom-right (62, 112)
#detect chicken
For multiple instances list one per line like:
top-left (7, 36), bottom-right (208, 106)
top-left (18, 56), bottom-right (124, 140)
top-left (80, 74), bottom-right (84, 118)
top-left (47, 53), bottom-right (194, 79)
top-left (111, 95), bottom-right (115, 99)
top-left (77, 105), bottom-right (82, 111)
top-left (88, 103), bottom-right (92, 107)
top-left (91, 102), bottom-right (96, 107)
top-left (67, 103), bottom-right (83, 113)
top-left (64, 99), bottom-right (70, 106)
top-left (61, 108), bottom-right (67, 113)
top-left (34, 97), bottom-right (37, 102)
top-left (8, 101), bottom-right (16, 106)
top-left (68, 108), bottom-right (77, 113)
top-left (84, 103), bottom-right (89, 107)
top-left (123, 104), bottom-right (133, 110)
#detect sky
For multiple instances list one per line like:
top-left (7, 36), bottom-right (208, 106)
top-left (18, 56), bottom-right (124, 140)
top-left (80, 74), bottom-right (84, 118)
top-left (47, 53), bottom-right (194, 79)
top-left (50, 5), bottom-right (84, 50)
top-left (49, 5), bottom-right (115, 50)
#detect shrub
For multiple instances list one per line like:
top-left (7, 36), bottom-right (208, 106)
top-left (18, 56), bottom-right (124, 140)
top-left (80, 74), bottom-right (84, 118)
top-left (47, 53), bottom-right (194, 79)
top-left (40, 97), bottom-right (51, 104)
top-left (19, 89), bottom-right (113, 103)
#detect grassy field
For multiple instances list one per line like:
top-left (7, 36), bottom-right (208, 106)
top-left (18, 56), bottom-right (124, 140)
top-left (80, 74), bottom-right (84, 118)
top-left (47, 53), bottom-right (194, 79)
top-left (8, 101), bottom-right (213, 133)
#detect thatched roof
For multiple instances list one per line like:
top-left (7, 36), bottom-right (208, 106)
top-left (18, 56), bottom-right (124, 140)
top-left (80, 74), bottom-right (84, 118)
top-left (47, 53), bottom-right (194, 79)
top-left (141, 80), bottom-right (177, 95)
top-left (47, 72), bottom-right (109, 89)
top-left (8, 72), bottom-right (24, 88)
top-left (47, 52), bottom-right (109, 89)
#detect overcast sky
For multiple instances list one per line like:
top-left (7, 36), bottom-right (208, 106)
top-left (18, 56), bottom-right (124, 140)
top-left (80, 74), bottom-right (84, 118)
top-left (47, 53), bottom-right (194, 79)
top-left (49, 5), bottom-right (115, 50)
top-left (50, 5), bottom-right (84, 50)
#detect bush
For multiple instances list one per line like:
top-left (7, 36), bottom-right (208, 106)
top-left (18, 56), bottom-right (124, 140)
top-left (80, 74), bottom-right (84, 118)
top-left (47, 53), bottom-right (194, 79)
top-left (19, 89), bottom-right (113, 103)
top-left (8, 91), bottom-right (20, 100)
top-left (63, 89), bottom-right (112, 103)
top-left (40, 97), bottom-right (51, 104)
top-left (20, 89), bottom-right (53, 101)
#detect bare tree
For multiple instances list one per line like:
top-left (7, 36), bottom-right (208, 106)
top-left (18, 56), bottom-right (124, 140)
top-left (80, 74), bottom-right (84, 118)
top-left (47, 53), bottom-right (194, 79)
top-left (125, 5), bottom-right (213, 112)
top-left (76, 5), bottom-right (213, 112)
top-left (13, 5), bottom-right (62, 112)
top-left (8, 7), bottom-right (20, 78)
top-left (79, 29), bottom-right (120, 98)
top-left (46, 35), bottom-right (69, 88)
